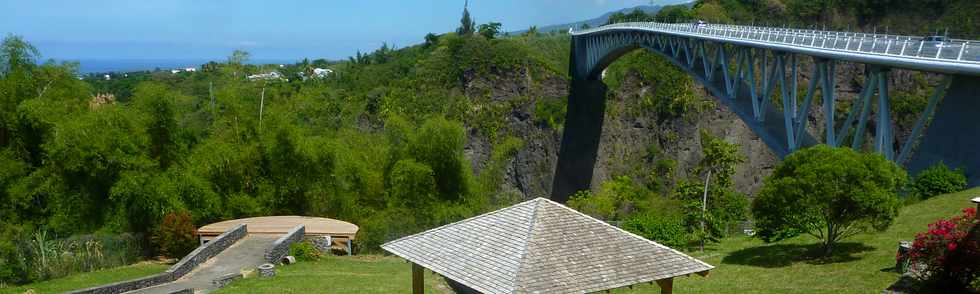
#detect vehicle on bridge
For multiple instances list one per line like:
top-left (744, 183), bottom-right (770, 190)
top-left (923, 35), bottom-right (950, 48)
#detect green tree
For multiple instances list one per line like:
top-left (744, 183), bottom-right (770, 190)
top-left (608, 9), bottom-right (654, 24)
top-left (456, 1), bottom-right (476, 36)
top-left (478, 22), bottom-right (502, 39)
top-left (694, 2), bottom-right (733, 23)
top-left (424, 33), bottom-right (440, 48)
top-left (407, 117), bottom-right (469, 201)
top-left (692, 130), bottom-right (744, 250)
top-left (228, 50), bottom-right (250, 65)
top-left (655, 5), bottom-right (695, 22)
top-left (0, 35), bottom-right (40, 149)
top-left (132, 82), bottom-right (182, 169)
top-left (523, 26), bottom-right (538, 37)
top-left (752, 145), bottom-right (907, 255)
top-left (387, 159), bottom-right (438, 211)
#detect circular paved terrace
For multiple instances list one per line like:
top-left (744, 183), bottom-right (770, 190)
top-left (198, 216), bottom-right (359, 240)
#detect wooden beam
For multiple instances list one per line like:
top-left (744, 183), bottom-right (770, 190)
top-left (656, 278), bottom-right (674, 294)
top-left (412, 263), bottom-right (424, 294)
top-left (697, 270), bottom-right (711, 278)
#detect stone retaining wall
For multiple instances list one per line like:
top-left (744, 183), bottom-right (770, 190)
top-left (265, 225), bottom-right (305, 263)
top-left (169, 224), bottom-right (247, 277)
top-left (212, 272), bottom-right (243, 288)
top-left (66, 224), bottom-right (248, 294)
top-left (63, 272), bottom-right (174, 294)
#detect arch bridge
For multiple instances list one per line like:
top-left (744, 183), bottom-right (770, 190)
top-left (552, 22), bottom-right (980, 202)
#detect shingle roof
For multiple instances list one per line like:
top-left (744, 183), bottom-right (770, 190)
top-left (382, 198), bottom-right (714, 294)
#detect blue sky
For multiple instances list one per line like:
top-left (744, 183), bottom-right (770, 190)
top-left (0, 0), bottom-right (684, 61)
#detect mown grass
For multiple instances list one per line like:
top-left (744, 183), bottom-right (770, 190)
top-left (213, 255), bottom-right (450, 294)
top-left (0, 262), bottom-right (169, 294)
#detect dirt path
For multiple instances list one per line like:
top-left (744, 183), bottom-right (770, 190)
top-left (127, 235), bottom-right (278, 294)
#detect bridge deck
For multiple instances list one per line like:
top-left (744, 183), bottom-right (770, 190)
top-left (573, 22), bottom-right (980, 76)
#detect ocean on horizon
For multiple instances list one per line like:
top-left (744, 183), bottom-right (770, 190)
top-left (56, 58), bottom-right (299, 74)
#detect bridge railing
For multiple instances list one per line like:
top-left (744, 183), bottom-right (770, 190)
top-left (572, 22), bottom-right (980, 64)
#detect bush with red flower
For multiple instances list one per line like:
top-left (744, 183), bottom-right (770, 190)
top-left (908, 207), bottom-right (979, 291)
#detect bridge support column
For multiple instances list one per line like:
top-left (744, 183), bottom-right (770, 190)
top-left (907, 75), bottom-right (980, 185)
top-left (551, 77), bottom-right (608, 203)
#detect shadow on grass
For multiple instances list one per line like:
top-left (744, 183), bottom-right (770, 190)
top-left (721, 242), bottom-right (875, 268)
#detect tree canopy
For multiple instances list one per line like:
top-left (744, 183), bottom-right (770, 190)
top-left (752, 145), bottom-right (907, 255)
top-left (478, 22), bottom-right (502, 39)
top-left (456, 2), bottom-right (476, 36)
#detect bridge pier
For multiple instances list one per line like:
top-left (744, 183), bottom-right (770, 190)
top-left (907, 75), bottom-right (980, 185)
top-left (551, 77), bottom-right (608, 203)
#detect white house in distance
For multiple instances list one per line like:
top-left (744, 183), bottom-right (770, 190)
top-left (247, 71), bottom-right (283, 81)
top-left (170, 67), bottom-right (198, 74)
top-left (313, 68), bottom-right (333, 78)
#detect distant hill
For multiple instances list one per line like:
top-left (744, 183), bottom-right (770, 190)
top-left (510, 0), bottom-right (695, 34)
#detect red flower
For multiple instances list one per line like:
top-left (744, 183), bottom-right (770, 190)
top-left (948, 242), bottom-right (958, 251)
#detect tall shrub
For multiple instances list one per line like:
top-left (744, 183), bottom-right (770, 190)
top-left (912, 162), bottom-right (967, 200)
top-left (153, 211), bottom-right (197, 258)
top-left (623, 213), bottom-right (689, 248)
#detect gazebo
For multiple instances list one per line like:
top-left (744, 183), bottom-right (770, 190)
top-left (382, 198), bottom-right (713, 294)
top-left (198, 216), bottom-right (359, 254)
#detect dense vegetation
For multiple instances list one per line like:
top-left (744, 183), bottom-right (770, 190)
top-left (0, 26), bottom-right (571, 284)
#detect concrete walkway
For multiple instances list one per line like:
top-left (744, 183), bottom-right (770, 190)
top-left (127, 235), bottom-right (279, 294)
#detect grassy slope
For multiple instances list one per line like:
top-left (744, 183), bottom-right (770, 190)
top-left (0, 262), bottom-right (169, 294)
top-left (620, 187), bottom-right (980, 293)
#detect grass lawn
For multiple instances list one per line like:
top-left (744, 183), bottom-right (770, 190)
top-left (0, 262), bottom-right (169, 294)
top-left (618, 187), bottom-right (980, 293)
top-left (214, 255), bottom-right (452, 294)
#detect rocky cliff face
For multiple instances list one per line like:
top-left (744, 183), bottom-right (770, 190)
top-left (591, 71), bottom-right (778, 196)
top-left (462, 64), bottom-right (781, 201)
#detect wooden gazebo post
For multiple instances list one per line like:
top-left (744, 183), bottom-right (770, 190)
top-left (972, 196), bottom-right (980, 211)
top-left (656, 278), bottom-right (673, 294)
top-left (412, 263), bottom-right (424, 294)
